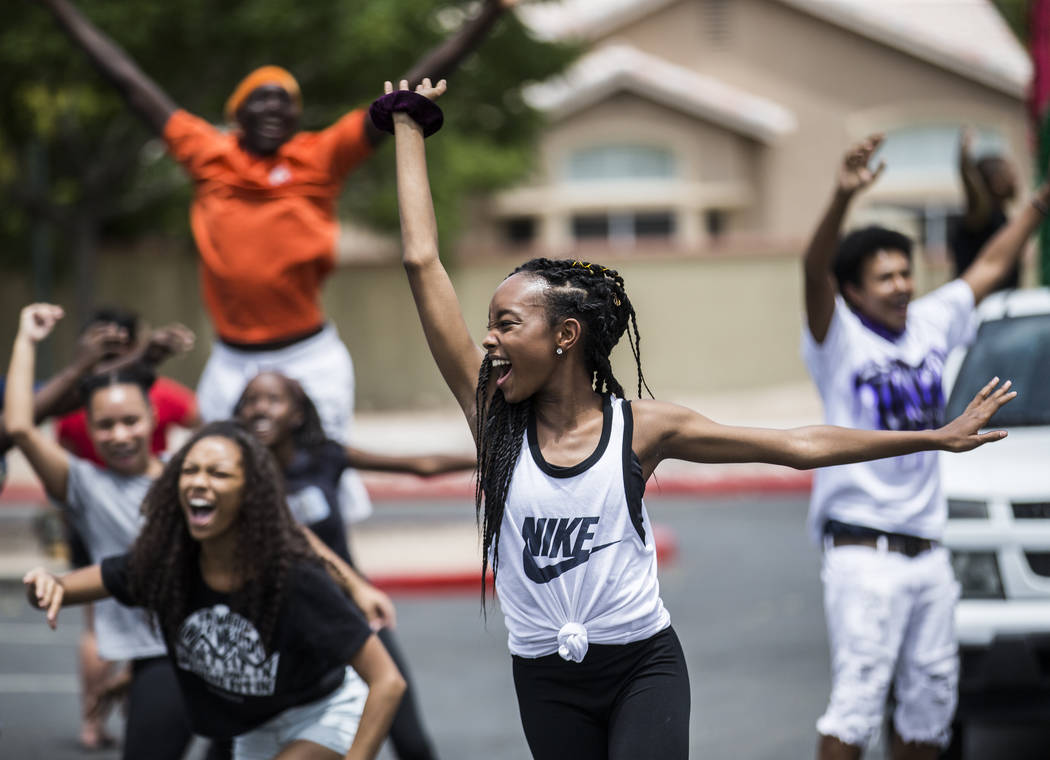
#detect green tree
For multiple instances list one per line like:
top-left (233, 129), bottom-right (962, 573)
top-left (0, 0), bottom-right (577, 313)
top-left (992, 0), bottom-right (1027, 41)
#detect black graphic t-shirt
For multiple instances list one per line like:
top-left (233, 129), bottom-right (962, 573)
top-left (101, 554), bottom-right (372, 739)
top-left (284, 441), bottom-right (354, 566)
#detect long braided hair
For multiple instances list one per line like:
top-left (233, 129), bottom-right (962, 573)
top-left (474, 258), bottom-right (652, 603)
top-left (126, 421), bottom-right (315, 648)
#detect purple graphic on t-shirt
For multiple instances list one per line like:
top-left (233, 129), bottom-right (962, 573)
top-left (853, 350), bottom-right (946, 431)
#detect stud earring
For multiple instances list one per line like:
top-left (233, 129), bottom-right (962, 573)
top-left (555, 347), bottom-right (564, 355)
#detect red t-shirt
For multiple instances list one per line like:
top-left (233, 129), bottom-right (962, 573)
top-left (163, 109), bottom-right (374, 344)
top-left (57, 377), bottom-right (198, 466)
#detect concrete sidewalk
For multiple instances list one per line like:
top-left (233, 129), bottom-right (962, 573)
top-left (0, 383), bottom-right (820, 588)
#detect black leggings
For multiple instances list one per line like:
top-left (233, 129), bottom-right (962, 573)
top-left (512, 626), bottom-right (690, 760)
top-left (378, 626), bottom-right (440, 760)
top-left (125, 657), bottom-right (194, 760)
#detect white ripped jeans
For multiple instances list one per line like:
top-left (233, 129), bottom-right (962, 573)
top-left (817, 542), bottom-right (959, 748)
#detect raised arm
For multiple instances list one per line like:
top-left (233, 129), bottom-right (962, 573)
top-left (389, 80), bottom-right (485, 429)
top-left (958, 127), bottom-right (993, 230)
top-left (24, 565), bottom-right (109, 630)
top-left (632, 377), bottom-right (1015, 478)
top-left (364, 0), bottom-right (517, 146)
top-left (37, 0), bottom-right (177, 134)
top-left (4, 305), bottom-right (74, 501)
top-left (803, 135), bottom-right (885, 343)
top-left (94, 322), bottom-right (195, 376)
top-left (961, 183), bottom-right (1049, 304)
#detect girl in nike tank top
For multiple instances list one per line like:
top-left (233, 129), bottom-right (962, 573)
top-left (384, 78), bottom-right (1015, 759)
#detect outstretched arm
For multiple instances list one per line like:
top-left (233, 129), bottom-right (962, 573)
top-left (345, 446), bottom-right (475, 477)
top-left (390, 79), bottom-right (485, 431)
top-left (961, 183), bottom-right (1049, 304)
top-left (24, 565), bottom-right (109, 630)
top-left (959, 127), bottom-right (993, 230)
top-left (803, 135), bottom-right (885, 343)
top-left (94, 322), bottom-right (195, 375)
top-left (364, 0), bottom-right (517, 146)
top-left (37, 0), bottom-right (177, 134)
top-left (4, 305), bottom-right (74, 501)
top-left (632, 377), bottom-right (1015, 477)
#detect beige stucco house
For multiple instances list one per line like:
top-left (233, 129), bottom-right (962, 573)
top-left (467, 0), bottom-right (1032, 264)
top-left (4, 0), bottom-right (1034, 409)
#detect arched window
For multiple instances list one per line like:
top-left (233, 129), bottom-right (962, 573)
top-left (565, 144), bottom-right (676, 182)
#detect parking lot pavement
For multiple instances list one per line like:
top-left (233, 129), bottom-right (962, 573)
top-left (4, 495), bottom-right (1050, 759)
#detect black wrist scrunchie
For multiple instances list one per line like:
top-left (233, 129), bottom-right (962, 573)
top-left (368, 91), bottom-right (444, 137)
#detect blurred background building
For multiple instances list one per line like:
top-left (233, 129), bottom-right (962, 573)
top-left (0, 0), bottom-right (1037, 410)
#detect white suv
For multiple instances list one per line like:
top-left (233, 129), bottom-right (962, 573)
top-left (940, 287), bottom-right (1050, 754)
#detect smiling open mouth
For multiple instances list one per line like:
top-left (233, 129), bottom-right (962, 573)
top-left (251, 417), bottom-right (274, 435)
top-left (187, 498), bottom-right (217, 527)
top-left (492, 358), bottom-right (512, 387)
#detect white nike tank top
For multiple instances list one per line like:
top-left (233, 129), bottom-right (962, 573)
top-left (495, 395), bottom-right (670, 661)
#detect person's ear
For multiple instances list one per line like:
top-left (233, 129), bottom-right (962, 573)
top-left (556, 318), bottom-right (582, 354)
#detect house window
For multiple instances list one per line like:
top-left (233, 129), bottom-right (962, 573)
top-left (705, 209), bottom-right (726, 240)
top-left (878, 125), bottom-right (1006, 188)
top-left (504, 216), bottom-right (537, 246)
top-left (635, 212), bottom-right (675, 238)
top-left (572, 215), bottom-right (610, 240)
top-left (571, 211), bottom-right (675, 244)
top-left (566, 145), bottom-right (676, 182)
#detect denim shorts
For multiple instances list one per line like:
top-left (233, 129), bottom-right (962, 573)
top-left (233, 666), bottom-right (369, 759)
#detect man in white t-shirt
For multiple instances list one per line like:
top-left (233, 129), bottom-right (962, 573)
top-left (802, 134), bottom-right (1047, 760)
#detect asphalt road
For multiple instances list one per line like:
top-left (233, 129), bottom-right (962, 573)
top-left (1, 495), bottom-right (1047, 759)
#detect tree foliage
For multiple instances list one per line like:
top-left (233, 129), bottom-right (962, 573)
top-left (0, 0), bottom-right (578, 273)
top-left (992, 0), bottom-right (1028, 42)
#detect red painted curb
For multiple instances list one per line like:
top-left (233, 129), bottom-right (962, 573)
top-left (0, 472), bottom-right (812, 508)
top-left (357, 472), bottom-right (812, 502)
top-left (370, 524), bottom-right (679, 595)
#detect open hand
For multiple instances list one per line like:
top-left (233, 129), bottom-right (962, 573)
top-left (142, 323), bottom-right (195, 365)
top-left (837, 134), bottom-right (885, 196)
top-left (385, 77), bottom-right (447, 102)
top-left (18, 304), bottom-right (64, 344)
top-left (76, 322), bottom-right (130, 366)
top-left (937, 377), bottom-right (1016, 452)
top-left (23, 567), bottom-right (65, 629)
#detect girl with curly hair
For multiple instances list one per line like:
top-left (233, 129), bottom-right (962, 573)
top-left (233, 370), bottom-right (473, 760)
top-left (24, 417), bottom-right (406, 760)
top-left (382, 78), bottom-right (1016, 759)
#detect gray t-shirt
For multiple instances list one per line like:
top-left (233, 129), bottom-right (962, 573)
top-left (65, 457), bottom-right (166, 660)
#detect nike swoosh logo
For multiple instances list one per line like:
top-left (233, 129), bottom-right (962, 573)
top-left (522, 541), bottom-right (621, 584)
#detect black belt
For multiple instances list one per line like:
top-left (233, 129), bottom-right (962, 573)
top-left (823, 519), bottom-right (936, 558)
top-left (219, 323), bottom-right (325, 352)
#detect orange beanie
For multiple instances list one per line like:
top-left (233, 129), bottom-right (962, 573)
top-left (224, 66), bottom-right (302, 122)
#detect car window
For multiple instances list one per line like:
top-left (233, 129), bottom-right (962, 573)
top-left (945, 313), bottom-right (1050, 427)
